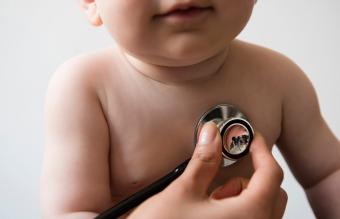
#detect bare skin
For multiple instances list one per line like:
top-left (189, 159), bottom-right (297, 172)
top-left (41, 0), bottom-right (340, 218)
top-left (42, 39), bottom-right (340, 218)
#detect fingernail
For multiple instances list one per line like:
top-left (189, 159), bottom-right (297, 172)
top-left (198, 122), bottom-right (217, 145)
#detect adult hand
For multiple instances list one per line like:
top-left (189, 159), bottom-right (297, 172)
top-left (128, 122), bottom-right (287, 219)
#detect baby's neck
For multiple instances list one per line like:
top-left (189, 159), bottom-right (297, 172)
top-left (120, 47), bottom-right (230, 86)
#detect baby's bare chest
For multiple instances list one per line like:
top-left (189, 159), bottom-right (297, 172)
top-left (102, 75), bottom-right (283, 201)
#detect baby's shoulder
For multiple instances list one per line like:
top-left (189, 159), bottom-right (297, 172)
top-left (51, 48), bottom-right (116, 87)
top-left (234, 40), bottom-right (301, 74)
top-left (232, 40), bottom-right (311, 92)
top-left (45, 47), bottom-right (123, 116)
top-left (48, 47), bottom-right (122, 102)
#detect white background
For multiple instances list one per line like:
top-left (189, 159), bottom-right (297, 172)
top-left (0, 1), bottom-right (339, 218)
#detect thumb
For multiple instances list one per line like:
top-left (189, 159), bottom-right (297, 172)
top-left (177, 121), bottom-right (222, 197)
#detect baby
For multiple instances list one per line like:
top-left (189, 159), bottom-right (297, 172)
top-left (41, 0), bottom-right (340, 218)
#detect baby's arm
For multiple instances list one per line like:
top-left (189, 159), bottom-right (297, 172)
top-left (276, 59), bottom-right (340, 218)
top-left (41, 58), bottom-right (112, 218)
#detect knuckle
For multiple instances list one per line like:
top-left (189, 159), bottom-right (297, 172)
top-left (253, 132), bottom-right (268, 146)
top-left (280, 188), bottom-right (288, 203)
top-left (256, 132), bottom-right (267, 144)
top-left (272, 163), bottom-right (284, 182)
top-left (192, 147), bottom-right (218, 164)
top-left (168, 178), bottom-right (191, 195)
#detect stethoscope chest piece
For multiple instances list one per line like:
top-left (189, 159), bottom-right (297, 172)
top-left (194, 104), bottom-right (254, 167)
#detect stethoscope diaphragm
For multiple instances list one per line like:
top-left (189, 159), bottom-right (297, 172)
top-left (194, 104), bottom-right (254, 167)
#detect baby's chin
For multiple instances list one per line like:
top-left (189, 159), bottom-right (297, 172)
top-left (161, 43), bottom-right (224, 66)
top-left (121, 36), bottom-right (229, 68)
top-left (148, 46), bottom-right (226, 67)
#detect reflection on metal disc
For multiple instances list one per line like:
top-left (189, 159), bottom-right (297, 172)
top-left (223, 124), bottom-right (250, 155)
top-left (195, 104), bottom-right (254, 167)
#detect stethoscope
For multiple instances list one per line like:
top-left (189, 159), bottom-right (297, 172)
top-left (194, 104), bottom-right (254, 167)
top-left (96, 104), bottom-right (254, 219)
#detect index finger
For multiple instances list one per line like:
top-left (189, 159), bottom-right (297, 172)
top-left (244, 133), bottom-right (284, 204)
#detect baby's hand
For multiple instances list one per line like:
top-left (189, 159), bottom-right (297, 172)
top-left (128, 122), bottom-right (287, 219)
